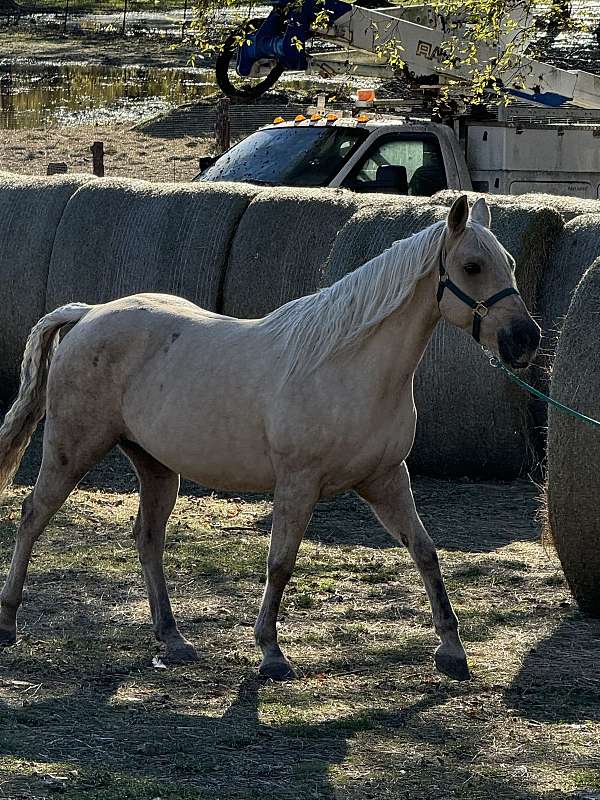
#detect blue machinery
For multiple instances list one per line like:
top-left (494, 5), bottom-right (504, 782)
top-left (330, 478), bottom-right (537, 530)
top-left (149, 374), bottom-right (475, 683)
top-left (216, 0), bottom-right (600, 109)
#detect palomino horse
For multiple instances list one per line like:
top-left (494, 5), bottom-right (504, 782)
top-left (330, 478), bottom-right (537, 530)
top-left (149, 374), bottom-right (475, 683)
top-left (0, 195), bottom-right (540, 681)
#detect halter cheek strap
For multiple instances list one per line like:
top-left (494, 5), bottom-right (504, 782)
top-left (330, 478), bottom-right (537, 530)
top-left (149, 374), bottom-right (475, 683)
top-left (437, 250), bottom-right (520, 343)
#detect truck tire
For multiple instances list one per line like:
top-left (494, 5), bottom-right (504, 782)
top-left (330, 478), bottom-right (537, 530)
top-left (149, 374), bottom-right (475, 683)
top-left (216, 18), bottom-right (285, 101)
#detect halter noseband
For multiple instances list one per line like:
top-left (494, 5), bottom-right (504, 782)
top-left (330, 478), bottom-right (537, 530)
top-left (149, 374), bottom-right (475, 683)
top-left (436, 249), bottom-right (520, 343)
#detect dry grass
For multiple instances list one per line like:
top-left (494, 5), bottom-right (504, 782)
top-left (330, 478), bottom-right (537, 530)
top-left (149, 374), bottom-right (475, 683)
top-left (1, 465), bottom-right (599, 800)
top-left (0, 124), bottom-right (213, 183)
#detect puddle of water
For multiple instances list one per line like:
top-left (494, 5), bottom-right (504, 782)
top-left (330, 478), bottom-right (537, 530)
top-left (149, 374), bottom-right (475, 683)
top-left (0, 62), bottom-right (219, 129)
top-left (0, 59), bottom-right (347, 131)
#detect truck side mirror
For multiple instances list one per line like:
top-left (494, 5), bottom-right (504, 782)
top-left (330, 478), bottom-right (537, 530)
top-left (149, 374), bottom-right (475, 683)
top-left (198, 155), bottom-right (218, 174)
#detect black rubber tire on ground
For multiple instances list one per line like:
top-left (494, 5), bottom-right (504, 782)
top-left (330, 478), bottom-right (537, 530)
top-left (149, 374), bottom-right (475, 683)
top-left (216, 18), bottom-right (285, 101)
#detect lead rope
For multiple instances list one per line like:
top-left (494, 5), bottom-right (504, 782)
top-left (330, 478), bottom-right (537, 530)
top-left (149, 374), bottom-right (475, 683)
top-left (483, 348), bottom-right (600, 430)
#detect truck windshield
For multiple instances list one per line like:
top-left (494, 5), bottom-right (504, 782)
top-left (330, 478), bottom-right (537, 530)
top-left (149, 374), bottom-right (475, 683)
top-left (197, 127), bottom-right (368, 187)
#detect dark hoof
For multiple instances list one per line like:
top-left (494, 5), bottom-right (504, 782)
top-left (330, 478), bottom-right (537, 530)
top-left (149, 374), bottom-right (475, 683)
top-left (0, 628), bottom-right (16, 647)
top-left (163, 641), bottom-right (200, 665)
top-left (259, 659), bottom-right (297, 681)
top-left (434, 648), bottom-right (470, 681)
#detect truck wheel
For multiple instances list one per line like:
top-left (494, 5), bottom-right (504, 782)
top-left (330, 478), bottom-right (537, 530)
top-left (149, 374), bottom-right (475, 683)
top-left (216, 18), bottom-right (285, 101)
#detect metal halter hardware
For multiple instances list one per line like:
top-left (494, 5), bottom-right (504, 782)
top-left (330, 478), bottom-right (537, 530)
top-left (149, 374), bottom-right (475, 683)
top-left (437, 250), bottom-right (520, 343)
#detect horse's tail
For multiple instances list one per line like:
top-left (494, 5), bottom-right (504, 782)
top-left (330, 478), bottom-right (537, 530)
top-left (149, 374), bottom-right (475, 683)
top-left (0, 303), bottom-right (94, 498)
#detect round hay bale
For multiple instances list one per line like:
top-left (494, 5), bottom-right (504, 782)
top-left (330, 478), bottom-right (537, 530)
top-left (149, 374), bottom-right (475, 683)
top-left (520, 193), bottom-right (600, 222)
top-left (323, 199), bottom-right (447, 284)
top-left (45, 178), bottom-right (258, 313)
top-left (538, 214), bottom-right (600, 360)
top-left (327, 196), bottom-right (563, 478)
top-left (546, 259), bottom-right (600, 615)
top-left (221, 187), bottom-right (361, 318)
top-left (434, 189), bottom-right (525, 209)
top-left (434, 188), bottom-right (600, 222)
top-left (0, 172), bottom-right (93, 407)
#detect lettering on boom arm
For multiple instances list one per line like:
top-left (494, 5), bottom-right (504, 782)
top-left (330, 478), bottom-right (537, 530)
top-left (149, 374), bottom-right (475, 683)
top-left (416, 40), bottom-right (445, 62)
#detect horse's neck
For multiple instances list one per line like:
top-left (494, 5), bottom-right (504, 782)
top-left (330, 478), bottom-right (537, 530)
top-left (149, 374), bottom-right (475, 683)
top-left (352, 268), bottom-right (440, 393)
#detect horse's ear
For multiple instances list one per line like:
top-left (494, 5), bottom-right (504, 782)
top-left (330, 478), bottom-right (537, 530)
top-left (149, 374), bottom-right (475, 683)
top-left (470, 196), bottom-right (491, 228)
top-left (447, 195), bottom-right (469, 236)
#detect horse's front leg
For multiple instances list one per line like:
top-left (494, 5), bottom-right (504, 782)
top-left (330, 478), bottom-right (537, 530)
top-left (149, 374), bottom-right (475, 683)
top-left (255, 476), bottom-right (318, 680)
top-left (357, 462), bottom-right (469, 681)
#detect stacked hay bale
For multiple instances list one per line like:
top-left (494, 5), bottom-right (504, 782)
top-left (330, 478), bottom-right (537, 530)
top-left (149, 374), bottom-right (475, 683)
top-left (426, 193), bottom-right (563, 476)
top-left (538, 214), bottom-right (600, 363)
top-left (323, 199), bottom-right (446, 283)
top-left (434, 189), bottom-right (600, 221)
top-left (221, 187), bottom-right (362, 318)
top-left (46, 178), bottom-right (258, 313)
top-left (520, 193), bottom-right (600, 222)
top-left (0, 172), bottom-right (93, 407)
top-left (546, 260), bottom-right (600, 615)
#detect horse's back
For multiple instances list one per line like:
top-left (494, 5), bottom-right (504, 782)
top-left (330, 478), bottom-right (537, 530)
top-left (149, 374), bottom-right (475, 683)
top-left (46, 292), bottom-right (277, 490)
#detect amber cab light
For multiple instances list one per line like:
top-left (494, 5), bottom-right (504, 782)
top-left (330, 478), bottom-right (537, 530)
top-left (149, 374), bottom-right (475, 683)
top-left (357, 89), bottom-right (376, 103)
top-left (273, 116), bottom-right (285, 124)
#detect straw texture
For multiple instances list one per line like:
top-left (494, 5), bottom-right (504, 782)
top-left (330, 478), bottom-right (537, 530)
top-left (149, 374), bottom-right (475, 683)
top-left (221, 188), bottom-right (361, 319)
top-left (546, 259), bottom-right (600, 616)
top-left (434, 189), bottom-right (600, 221)
top-left (46, 178), bottom-right (258, 313)
top-left (539, 214), bottom-right (600, 359)
top-left (0, 173), bottom-right (92, 406)
top-left (520, 193), bottom-right (600, 221)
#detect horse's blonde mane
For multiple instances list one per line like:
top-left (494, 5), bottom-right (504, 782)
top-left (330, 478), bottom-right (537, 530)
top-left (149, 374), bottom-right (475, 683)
top-left (259, 219), bottom-right (449, 380)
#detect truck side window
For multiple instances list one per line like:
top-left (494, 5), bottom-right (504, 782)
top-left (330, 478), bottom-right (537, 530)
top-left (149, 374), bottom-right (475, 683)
top-left (343, 134), bottom-right (447, 196)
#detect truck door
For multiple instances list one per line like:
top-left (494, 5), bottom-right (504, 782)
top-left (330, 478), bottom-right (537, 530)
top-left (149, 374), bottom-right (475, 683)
top-left (339, 133), bottom-right (448, 196)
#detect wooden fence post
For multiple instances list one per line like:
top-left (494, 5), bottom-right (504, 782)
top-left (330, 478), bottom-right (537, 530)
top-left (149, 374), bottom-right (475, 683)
top-left (91, 141), bottom-right (104, 177)
top-left (215, 98), bottom-right (231, 153)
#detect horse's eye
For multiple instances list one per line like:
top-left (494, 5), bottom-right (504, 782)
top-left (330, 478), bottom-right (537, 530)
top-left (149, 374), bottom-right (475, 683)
top-left (464, 262), bottom-right (481, 275)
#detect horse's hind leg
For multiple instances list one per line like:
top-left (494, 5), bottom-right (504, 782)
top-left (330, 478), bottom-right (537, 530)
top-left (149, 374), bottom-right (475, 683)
top-left (0, 421), bottom-right (116, 644)
top-left (120, 441), bottom-right (197, 665)
top-left (255, 477), bottom-right (319, 680)
top-left (357, 462), bottom-right (469, 681)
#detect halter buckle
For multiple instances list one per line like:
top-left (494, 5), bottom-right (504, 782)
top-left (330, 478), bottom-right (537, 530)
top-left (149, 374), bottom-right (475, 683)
top-left (473, 302), bottom-right (488, 318)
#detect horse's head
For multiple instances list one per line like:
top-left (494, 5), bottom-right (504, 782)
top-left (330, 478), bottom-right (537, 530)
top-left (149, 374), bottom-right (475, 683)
top-left (437, 195), bottom-right (540, 369)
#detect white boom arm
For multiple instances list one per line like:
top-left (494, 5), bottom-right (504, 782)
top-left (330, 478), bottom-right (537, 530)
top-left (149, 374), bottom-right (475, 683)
top-left (306, 4), bottom-right (600, 109)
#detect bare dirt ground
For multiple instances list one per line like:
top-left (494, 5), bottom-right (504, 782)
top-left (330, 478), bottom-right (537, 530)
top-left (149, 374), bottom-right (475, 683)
top-left (0, 442), bottom-right (599, 800)
top-left (0, 124), bottom-right (213, 182)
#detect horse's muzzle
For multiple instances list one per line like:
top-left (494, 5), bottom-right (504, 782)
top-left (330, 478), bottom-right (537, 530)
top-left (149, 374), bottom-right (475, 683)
top-left (498, 317), bottom-right (541, 369)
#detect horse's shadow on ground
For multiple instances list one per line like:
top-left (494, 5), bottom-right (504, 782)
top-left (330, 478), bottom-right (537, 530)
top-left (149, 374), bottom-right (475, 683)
top-left (0, 660), bottom-right (563, 800)
top-left (16, 434), bottom-right (541, 555)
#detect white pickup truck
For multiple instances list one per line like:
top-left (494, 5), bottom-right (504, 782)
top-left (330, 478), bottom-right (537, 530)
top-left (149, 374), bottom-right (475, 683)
top-left (195, 102), bottom-right (600, 199)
